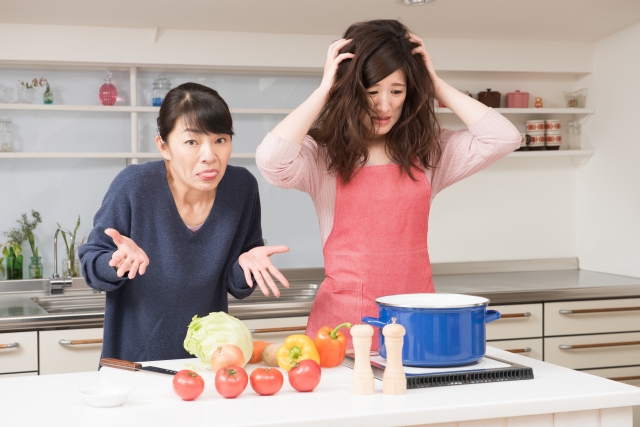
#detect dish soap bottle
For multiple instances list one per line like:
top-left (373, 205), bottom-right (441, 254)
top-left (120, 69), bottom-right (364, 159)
top-left (99, 71), bottom-right (118, 106)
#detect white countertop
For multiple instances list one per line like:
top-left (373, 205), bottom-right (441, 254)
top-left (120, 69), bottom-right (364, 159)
top-left (2, 347), bottom-right (640, 427)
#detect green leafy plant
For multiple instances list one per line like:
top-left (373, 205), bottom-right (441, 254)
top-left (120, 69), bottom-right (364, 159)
top-left (0, 256), bottom-right (5, 277)
top-left (57, 215), bottom-right (82, 277)
top-left (2, 210), bottom-right (42, 280)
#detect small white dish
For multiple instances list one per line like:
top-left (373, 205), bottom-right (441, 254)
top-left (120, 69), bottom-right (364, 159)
top-left (77, 387), bottom-right (133, 408)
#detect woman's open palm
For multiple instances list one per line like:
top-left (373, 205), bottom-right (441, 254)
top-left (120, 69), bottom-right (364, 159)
top-left (239, 245), bottom-right (290, 297)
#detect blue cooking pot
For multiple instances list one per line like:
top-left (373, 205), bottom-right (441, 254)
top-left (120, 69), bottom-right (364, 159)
top-left (362, 293), bottom-right (500, 367)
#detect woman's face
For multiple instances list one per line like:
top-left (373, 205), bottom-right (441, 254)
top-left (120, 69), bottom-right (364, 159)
top-left (365, 69), bottom-right (407, 138)
top-left (155, 118), bottom-right (232, 192)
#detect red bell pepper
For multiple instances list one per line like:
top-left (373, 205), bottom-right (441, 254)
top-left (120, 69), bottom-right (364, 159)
top-left (314, 322), bottom-right (352, 368)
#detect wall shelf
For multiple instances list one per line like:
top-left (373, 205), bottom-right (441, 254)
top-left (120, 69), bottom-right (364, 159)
top-left (0, 104), bottom-right (292, 115)
top-left (0, 150), bottom-right (594, 163)
top-left (437, 108), bottom-right (594, 115)
top-left (0, 152), bottom-right (257, 159)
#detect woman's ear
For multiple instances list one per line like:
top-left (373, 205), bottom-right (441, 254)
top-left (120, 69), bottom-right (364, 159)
top-left (155, 135), bottom-right (171, 160)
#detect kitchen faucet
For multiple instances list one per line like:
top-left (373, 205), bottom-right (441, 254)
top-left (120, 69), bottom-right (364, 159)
top-left (51, 227), bottom-right (75, 294)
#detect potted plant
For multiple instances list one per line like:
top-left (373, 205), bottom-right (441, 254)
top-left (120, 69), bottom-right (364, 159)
top-left (17, 78), bottom-right (52, 105)
top-left (0, 256), bottom-right (4, 280)
top-left (58, 215), bottom-right (83, 277)
top-left (2, 210), bottom-right (42, 280)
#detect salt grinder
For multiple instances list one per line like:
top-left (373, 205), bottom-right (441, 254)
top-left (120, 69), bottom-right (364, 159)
top-left (382, 317), bottom-right (406, 395)
top-left (350, 324), bottom-right (375, 395)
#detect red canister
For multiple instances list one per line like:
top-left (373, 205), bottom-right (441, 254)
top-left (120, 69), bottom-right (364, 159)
top-left (506, 90), bottom-right (530, 108)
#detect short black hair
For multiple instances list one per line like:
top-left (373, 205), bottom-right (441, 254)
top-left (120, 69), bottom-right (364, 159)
top-left (157, 82), bottom-right (234, 142)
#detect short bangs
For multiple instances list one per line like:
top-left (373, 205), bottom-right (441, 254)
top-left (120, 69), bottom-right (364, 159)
top-left (157, 82), bottom-right (234, 142)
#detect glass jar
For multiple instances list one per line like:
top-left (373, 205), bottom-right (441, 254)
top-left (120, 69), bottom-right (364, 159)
top-left (99, 71), bottom-right (118, 106)
top-left (151, 74), bottom-right (171, 107)
top-left (564, 121), bottom-right (581, 150)
top-left (14, 85), bottom-right (31, 104)
top-left (0, 84), bottom-right (6, 103)
top-left (29, 256), bottom-right (43, 279)
top-left (0, 116), bottom-right (13, 152)
top-left (62, 259), bottom-right (81, 277)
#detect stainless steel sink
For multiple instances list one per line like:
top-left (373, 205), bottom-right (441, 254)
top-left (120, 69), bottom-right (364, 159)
top-left (28, 281), bottom-right (320, 318)
top-left (32, 294), bottom-right (106, 314)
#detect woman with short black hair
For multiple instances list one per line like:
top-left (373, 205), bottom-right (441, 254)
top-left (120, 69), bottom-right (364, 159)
top-left (80, 83), bottom-right (288, 362)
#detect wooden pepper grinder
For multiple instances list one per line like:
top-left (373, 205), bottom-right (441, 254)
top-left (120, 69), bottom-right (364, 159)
top-left (382, 317), bottom-right (406, 395)
top-left (350, 324), bottom-right (375, 395)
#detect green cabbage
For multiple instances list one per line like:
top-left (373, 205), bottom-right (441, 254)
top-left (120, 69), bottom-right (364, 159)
top-left (183, 312), bottom-right (253, 366)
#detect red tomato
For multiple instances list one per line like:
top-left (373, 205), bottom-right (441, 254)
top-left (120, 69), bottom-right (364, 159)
top-left (172, 370), bottom-right (205, 401)
top-left (250, 368), bottom-right (284, 396)
top-left (288, 359), bottom-right (321, 392)
top-left (215, 365), bottom-right (248, 398)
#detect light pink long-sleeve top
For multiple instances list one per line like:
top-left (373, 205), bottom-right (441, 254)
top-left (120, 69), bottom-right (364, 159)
top-left (256, 108), bottom-right (521, 246)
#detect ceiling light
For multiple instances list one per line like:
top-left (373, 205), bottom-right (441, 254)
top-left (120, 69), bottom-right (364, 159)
top-left (399, 0), bottom-right (436, 5)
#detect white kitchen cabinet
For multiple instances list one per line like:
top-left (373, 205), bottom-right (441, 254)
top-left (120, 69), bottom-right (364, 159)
top-left (545, 331), bottom-right (640, 370)
top-left (242, 316), bottom-right (308, 344)
top-left (487, 303), bottom-right (543, 340)
top-left (580, 367), bottom-right (640, 427)
top-left (545, 298), bottom-right (640, 336)
top-left (487, 338), bottom-right (543, 361)
top-left (0, 331), bottom-right (38, 374)
top-left (39, 328), bottom-right (103, 375)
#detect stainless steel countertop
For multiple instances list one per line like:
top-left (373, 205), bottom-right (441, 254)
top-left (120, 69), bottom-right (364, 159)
top-left (1, 268), bottom-right (639, 332)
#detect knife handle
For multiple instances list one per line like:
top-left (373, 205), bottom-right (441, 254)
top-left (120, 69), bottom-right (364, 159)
top-left (100, 358), bottom-right (142, 371)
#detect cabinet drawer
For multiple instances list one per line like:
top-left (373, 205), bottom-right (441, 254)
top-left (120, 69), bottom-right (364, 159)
top-left (545, 298), bottom-right (640, 336)
top-left (39, 328), bottom-right (103, 375)
top-left (486, 303), bottom-right (542, 340)
top-left (545, 331), bottom-right (640, 370)
top-left (0, 372), bottom-right (38, 378)
top-left (580, 366), bottom-right (640, 387)
top-left (0, 331), bottom-right (38, 374)
top-left (488, 338), bottom-right (543, 361)
top-left (243, 316), bottom-right (308, 344)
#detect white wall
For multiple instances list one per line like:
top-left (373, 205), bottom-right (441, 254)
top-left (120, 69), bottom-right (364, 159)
top-left (576, 22), bottom-right (640, 277)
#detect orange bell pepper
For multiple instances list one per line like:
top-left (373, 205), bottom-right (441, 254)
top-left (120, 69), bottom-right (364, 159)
top-left (314, 323), bottom-right (352, 368)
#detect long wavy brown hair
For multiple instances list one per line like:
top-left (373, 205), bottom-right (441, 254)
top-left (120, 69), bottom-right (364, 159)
top-left (309, 19), bottom-right (441, 183)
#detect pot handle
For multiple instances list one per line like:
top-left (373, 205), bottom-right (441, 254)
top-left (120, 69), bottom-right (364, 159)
top-left (485, 310), bottom-right (501, 323)
top-left (362, 316), bottom-right (387, 329)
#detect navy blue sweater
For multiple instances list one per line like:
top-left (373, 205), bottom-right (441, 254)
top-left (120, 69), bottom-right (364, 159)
top-left (79, 161), bottom-right (261, 362)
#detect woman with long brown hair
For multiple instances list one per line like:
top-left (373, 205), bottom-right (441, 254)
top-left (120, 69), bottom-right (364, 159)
top-left (256, 20), bottom-right (520, 348)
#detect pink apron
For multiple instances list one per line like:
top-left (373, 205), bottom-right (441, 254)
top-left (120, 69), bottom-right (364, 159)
top-left (305, 163), bottom-right (435, 349)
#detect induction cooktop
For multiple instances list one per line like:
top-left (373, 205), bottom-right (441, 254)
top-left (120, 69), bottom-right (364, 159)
top-left (341, 354), bottom-right (534, 389)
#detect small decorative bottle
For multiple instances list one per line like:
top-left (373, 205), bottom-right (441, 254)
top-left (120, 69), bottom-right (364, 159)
top-left (15, 84), bottom-right (31, 104)
top-left (151, 74), bottom-right (172, 106)
top-left (29, 256), bottom-right (43, 279)
top-left (43, 83), bottom-right (53, 104)
top-left (99, 71), bottom-right (118, 106)
top-left (0, 116), bottom-right (13, 152)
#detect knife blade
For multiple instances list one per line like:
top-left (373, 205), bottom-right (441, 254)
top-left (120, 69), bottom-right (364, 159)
top-left (100, 358), bottom-right (178, 376)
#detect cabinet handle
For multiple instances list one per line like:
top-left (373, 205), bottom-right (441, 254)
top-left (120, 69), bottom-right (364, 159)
top-left (249, 326), bottom-right (307, 334)
top-left (499, 312), bottom-right (531, 319)
top-left (559, 340), bottom-right (640, 350)
top-left (608, 375), bottom-right (640, 382)
top-left (505, 347), bottom-right (531, 353)
top-left (0, 342), bottom-right (19, 349)
top-left (58, 339), bottom-right (103, 346)
top-left (559, 306), bottom-right (640, 315)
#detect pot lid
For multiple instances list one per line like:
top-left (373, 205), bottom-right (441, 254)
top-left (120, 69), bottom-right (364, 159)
top-left (376, 293), bottom-right (489, 308)
top-left (507, 90), bottom-right (529, 95)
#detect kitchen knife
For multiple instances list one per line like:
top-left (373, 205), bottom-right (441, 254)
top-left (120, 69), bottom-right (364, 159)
top-left (100, 358), bottom-right (178, 376)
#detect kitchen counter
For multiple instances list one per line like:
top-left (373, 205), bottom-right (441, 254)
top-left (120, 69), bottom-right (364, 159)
top-left (1, 347), bottom-right (639, 427)
top-left (1, 267), bottom-right (640, 332)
